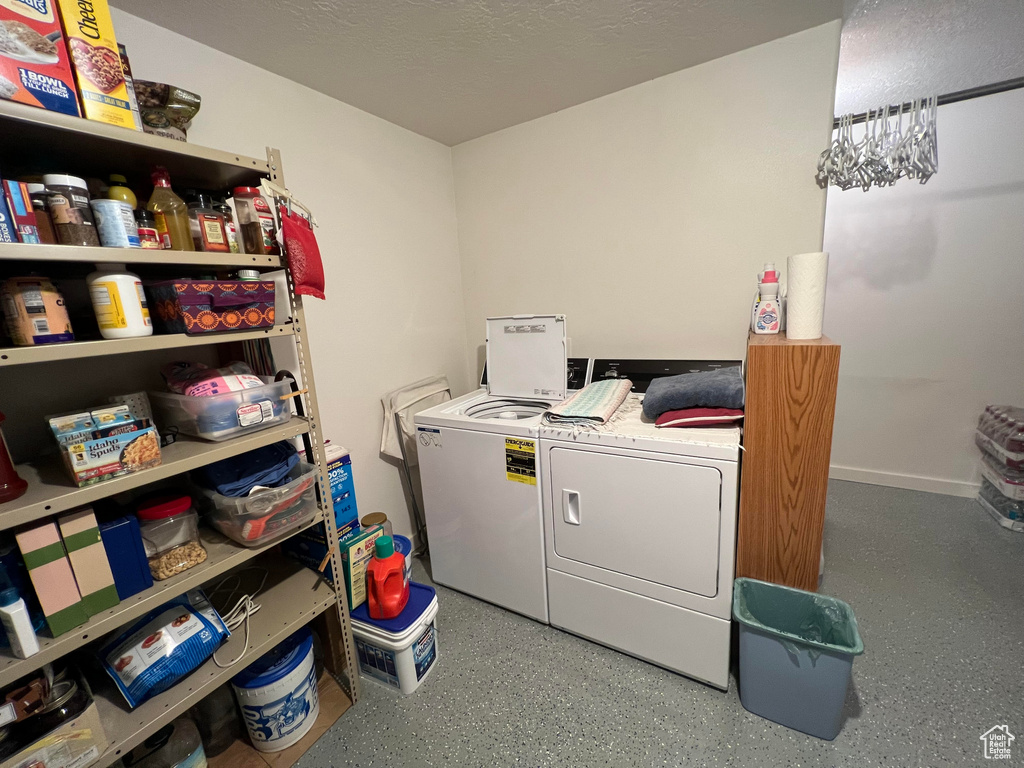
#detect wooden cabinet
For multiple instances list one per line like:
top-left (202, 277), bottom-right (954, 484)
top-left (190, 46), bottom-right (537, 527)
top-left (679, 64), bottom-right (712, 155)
top-left (736, 331), bottom-right (840, 591)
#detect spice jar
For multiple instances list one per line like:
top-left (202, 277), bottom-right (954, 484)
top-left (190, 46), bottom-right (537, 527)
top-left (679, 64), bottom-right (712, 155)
top-left (42, 174), bottom-right (100, 246)
top-left (136, 495), bottom-right (207, 580)
top-left (232, 187), bottom-right (279, 255)
top-left (135, 209), bottom-right (161, 249)
top-left (213, 197), bottom-right (239, 253)
top-left (186, 192), bottom-right (229, 253)
top-left (25, 184), bottom-right (56, 244)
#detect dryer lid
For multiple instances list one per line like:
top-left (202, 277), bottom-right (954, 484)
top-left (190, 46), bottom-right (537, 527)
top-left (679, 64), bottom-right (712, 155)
top-left (485, 314), bottom-right (567, 402)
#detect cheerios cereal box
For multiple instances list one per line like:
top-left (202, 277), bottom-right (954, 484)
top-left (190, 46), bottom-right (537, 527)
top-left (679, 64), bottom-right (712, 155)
top-left (0, 0), bottom-right (81, 116)
top-left (55, 0), bottom-right (138, 129)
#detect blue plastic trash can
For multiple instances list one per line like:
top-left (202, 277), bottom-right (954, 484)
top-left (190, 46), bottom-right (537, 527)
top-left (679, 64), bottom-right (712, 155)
top-left (733, 577), bottom-right (864, 740)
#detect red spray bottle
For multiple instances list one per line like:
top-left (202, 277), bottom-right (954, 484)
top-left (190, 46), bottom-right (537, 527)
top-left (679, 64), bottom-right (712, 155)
top-left (366, 535), bottom-right (409, 620)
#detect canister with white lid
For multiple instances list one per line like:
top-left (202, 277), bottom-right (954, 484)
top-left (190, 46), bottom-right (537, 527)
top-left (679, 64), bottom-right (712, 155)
top-left (86, 263), bottom-right (153, 339)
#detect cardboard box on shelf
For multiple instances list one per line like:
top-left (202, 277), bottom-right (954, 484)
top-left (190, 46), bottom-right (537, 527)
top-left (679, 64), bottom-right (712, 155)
top-left (0, 0), bottom-right (81, 116)
top-left (14, 519), bottom-right (88, 637)
top-left (2, 179), bottom-right (39, 242)
top-left (55, 0), bottom-right (138, 129)
top-left (325, 443), bottom-right (360, 539)
top-left (58, 506), bottom-right (119, 616)
top-left (0, 700), bottom-right (108, 768)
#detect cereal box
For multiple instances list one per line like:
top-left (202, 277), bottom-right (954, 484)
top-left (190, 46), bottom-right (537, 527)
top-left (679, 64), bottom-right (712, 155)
top-left (0, 0), bottom-right (80, 116)
top-left (55, 0), bottom-right (137, 129)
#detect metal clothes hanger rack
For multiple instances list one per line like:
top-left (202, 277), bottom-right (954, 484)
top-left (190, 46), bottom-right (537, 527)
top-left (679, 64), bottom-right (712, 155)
top-left (833, 75), bottom-right (1024, 129)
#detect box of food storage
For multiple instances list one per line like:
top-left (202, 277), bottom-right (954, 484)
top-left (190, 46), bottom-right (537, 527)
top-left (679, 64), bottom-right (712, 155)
top-left (0, 0), bottom-right (81, 116)
top-left (55, 0), bottom-right (137, 129)
top-left (50, 405), bottom-right (161, 486)
top-left (147, 279), bottom-right (276, 335)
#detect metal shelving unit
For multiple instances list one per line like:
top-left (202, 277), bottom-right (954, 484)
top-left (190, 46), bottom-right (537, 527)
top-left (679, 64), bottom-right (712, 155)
top-left (0, 107), bottom-right (359, 767)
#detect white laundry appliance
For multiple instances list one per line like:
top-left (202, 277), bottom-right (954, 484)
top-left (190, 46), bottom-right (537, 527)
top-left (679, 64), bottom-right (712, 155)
top-left (415, 315), bottom-right (582, 623)
top-left (539, 359), bottom-right (742, 689)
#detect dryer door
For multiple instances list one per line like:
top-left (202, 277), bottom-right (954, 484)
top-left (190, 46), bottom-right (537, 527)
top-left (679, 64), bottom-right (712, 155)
top-left (549, 447), bottom-right (722, 597)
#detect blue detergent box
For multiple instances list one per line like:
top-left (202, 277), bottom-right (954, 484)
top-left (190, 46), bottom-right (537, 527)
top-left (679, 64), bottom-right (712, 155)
top-left (325, 442), bottom-right (360, 538)
top-left (282, 442), bottom-right (360, 584)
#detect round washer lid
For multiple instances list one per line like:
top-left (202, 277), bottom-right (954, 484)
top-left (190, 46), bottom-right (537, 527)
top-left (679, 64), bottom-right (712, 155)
top-left (351, 581), bottom-right (436, 634)
top-left (464, 399), bottom-right (549, 420)
top-left (232, 626), bottom-right (313, 689)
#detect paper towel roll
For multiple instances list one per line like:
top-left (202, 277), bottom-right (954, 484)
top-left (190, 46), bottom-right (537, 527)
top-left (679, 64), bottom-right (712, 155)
top-left (786, 252), bottom-right (829, 339)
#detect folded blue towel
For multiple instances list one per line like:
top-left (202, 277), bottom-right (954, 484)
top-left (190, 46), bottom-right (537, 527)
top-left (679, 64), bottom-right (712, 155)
top-left (642, 367), bottom-right (744, 419)
top-left (194, 441), bottom-right (299, 497)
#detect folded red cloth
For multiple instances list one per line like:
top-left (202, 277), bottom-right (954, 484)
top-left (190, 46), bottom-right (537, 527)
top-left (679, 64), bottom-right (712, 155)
top-left (279, 205), bottom-right (325, 300)
top-left (654, 407), bottom-right (744, 428)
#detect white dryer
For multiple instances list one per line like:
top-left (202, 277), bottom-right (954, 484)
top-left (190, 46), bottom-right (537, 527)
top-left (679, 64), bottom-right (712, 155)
top-left (415, 315), bottom-right (575, 623)
top-left (539, 359), bottom-right (742, 689)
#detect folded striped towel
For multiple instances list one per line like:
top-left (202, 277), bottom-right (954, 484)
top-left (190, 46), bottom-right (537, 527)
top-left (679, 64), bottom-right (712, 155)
top-left (544, 379), bottom-right (633, 425)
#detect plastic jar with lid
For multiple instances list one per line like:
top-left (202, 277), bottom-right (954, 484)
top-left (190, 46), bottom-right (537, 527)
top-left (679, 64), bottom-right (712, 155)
top-left (43, 174), bottom-right (100, 246)
top-left (232, 187), bottom-right (279, 255)
top-left (135, 209), bottom-right (162, 250)
top-left (136, 495), bottom-right (207, 580)
top-left (124, 717), bottom-right (206, 768)
top-left (86, 264), bottom-right (153, 339)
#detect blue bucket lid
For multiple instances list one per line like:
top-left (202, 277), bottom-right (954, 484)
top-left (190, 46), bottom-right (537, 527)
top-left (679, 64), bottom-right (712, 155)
top-left (351, 581), bottom-right (435, 634)
top-left (232, 626), bottom-right (313, 689)
top-left (393, 535), bottom-right (411, 557)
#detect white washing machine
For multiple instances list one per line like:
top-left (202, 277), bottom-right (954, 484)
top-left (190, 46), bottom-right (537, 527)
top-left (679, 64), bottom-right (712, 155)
top-left (415, 315), bottom-right (576, 623)
top-left (539, 359), bottom-right (742, 689)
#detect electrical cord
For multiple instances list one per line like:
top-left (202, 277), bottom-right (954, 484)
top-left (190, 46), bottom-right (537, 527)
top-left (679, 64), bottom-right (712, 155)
top-left (207, 567), bottom-right (269, 668)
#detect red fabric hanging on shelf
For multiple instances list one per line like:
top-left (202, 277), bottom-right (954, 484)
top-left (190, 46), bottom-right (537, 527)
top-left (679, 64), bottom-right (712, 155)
top-left (279, 204), bottom-right (326, 300)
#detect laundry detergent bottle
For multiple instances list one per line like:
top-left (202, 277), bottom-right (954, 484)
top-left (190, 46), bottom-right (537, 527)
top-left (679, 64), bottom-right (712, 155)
top-left (751, 263), bottom-right (781, 334)
top-left (366, 535), bottom-right (410, 620)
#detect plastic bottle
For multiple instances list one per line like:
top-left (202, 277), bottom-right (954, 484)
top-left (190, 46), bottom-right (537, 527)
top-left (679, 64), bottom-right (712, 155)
top-left (86, 263), bottom-right (153, 339)
top-left (147, 168), bottom-right (193, 251)
top-left (232, 187), bottom-right (279, 255)
top-left (107, 174), bottom-right (138, 210)
top-left (365, 535), bottom-right (409, 620)
top-left (751, 263), bottom-right (782, 335)
top-left (0, 588), bottom-right (39, 659)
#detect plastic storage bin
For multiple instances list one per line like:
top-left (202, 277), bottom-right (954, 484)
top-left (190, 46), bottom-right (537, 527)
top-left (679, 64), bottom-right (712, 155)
top-left (232, 627), bottom-right (319, 752)
top-left (150, 377), bottom-right (292, 441)
top-left (733, 578), bottom-right (864, 740)
top-left (350, 581), bottom-right (438, 694)
top-left (136, 496), bottom-right (208, 580)
top-left (196, 462), bottom-right (319, 546)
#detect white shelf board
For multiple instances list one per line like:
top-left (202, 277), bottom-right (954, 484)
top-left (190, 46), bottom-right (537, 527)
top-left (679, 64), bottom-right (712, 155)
top-left (0, 418), bottom-right (310, 531)
top-left (0, 242), bottom-right (282, 268)
top-left (0, 325), bottom-right (294, 367)
top-left (0, 510), bottom-right (325, 688)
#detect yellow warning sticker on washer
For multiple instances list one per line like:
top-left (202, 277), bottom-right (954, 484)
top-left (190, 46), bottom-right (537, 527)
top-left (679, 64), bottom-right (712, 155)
top-left (505, 437), bottom-right (537, 485)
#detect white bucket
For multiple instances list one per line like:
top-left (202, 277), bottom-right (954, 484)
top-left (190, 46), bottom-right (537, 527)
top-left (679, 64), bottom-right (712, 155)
top-left (351, 581), bottom-right (438, 695)
top-left (231, 628), bottom-right (320, 752)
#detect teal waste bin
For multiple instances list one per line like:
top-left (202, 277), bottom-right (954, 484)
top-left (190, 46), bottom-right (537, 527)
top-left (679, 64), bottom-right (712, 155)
top-left (733, 577), bottom-right (864, 740)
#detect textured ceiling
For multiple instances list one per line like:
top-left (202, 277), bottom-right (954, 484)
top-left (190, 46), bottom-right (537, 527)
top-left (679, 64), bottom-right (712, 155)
top-left (836, 0), bottom-right (1024, 115)
top-left (110, 0), bottom-right (841, 145)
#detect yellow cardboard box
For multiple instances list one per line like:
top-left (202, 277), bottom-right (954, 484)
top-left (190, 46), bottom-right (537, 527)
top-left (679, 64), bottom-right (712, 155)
top-left (56, 0), bottom-right (138, 129)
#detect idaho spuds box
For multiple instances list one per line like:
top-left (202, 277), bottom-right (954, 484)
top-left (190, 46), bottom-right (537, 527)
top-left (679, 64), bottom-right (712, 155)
top-left (0, 0), bottom-right (81, 116)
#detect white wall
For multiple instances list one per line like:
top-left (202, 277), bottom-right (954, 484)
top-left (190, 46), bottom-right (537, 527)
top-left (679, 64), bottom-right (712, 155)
top-left (823, 90), bottom-right (1024, 496)
top-left (111, 10), bottom-right (471, 539)
top-left (450, 22), bottom-right (841, 368)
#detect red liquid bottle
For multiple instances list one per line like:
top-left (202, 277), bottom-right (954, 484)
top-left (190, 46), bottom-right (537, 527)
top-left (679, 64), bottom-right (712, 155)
top-left (0, 412), bottom-right (27, 503)
top-left (366, 536), bottom-right (409, 620)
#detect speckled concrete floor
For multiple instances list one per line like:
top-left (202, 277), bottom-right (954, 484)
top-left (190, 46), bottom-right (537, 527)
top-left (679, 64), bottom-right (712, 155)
top-left (298, 480), bottom-right (1024, 767)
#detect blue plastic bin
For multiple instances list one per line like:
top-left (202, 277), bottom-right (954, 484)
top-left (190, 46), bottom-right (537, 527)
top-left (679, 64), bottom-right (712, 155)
top-left (733, 577), bottom-right (864, 740)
